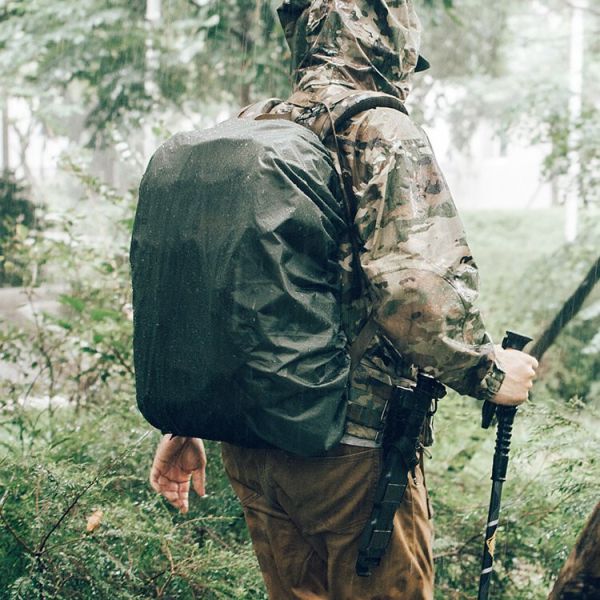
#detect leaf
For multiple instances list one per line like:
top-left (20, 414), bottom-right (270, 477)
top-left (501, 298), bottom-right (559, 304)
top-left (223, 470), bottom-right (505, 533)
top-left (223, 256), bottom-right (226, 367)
top-left (59, 294), bottom-right (86, 313)
top-left (15, 223), bottom-right (29, 240)
top-left (202, 14), bottom-right (220, 28)
top-left (86, 509), bottom-right (103, 533)
top-left (90, 308), bottom-right (122, 322)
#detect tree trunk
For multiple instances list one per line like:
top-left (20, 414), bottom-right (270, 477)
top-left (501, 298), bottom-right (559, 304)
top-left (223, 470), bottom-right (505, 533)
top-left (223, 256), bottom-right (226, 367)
top-left (548, 502), bottom-right (600, 599)
top-left (564, 0), bottom-right (587, 242)
top-left (1, 93), bottom-right (9, 172)
top-left (238, 4), bottom-right (255, 108)
top-left (530, 255), bottom-right (600, 361)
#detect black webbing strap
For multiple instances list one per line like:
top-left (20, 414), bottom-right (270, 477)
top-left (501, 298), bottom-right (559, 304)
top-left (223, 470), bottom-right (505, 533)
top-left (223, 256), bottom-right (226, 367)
top-left (314, 91), bottom-right (408, 141)
top-left (349, 315), bottom-right (379, 372)
top-left (356, 373), bottom-right (446, 577)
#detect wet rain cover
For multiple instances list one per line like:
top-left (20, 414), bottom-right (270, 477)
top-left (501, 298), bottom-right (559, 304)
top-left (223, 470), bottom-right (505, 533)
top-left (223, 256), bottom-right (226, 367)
top-left (130, 118), bottom-right (350, 456)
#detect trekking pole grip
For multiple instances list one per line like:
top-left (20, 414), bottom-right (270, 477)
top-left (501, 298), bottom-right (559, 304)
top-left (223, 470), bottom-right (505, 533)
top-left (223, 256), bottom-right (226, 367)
top-left (481, 331), bottom-right (532, 429)
top-left (492, 406), bottom-right (516, 481)
top-left (490, 331), bottom-right (532, 479)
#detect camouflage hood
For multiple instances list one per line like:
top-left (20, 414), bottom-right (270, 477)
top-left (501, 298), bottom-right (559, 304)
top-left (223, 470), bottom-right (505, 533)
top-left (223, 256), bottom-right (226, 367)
top-left (277, 0), bottom-right (423, 100)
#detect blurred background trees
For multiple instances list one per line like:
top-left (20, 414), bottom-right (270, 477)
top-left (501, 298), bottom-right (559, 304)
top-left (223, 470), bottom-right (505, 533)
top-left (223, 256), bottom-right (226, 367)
top-left (0, 0), bottom-right (598, 598)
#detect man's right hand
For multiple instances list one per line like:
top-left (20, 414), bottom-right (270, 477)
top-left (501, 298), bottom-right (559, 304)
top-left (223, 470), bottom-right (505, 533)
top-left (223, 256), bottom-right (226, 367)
top-left (492, 345), bottom-right (539, 406)
top-left (150, 435), bottom-right (207, 514)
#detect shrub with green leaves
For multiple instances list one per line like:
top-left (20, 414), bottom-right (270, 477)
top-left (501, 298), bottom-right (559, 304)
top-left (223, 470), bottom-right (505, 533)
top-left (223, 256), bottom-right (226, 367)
top-left (0, 170), bottom-right (40, 286)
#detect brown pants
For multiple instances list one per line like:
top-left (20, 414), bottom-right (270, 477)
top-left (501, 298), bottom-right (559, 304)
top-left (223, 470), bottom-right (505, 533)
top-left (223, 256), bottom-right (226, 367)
top-left (221, 443), bottom-right (434, 600)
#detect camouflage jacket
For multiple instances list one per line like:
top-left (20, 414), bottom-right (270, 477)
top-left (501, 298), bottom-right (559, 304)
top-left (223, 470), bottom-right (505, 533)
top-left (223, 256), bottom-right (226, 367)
top-left (242, 0), bottom-right (505, 444)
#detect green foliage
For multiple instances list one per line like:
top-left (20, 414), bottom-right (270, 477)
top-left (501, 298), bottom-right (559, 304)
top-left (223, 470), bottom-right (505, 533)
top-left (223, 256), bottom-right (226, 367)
top-left (0, 0), bottom-right (290, 143)
top-left (432, 209), bottom-right (600, 599)
top-left (1, 0), bottom-right (599, 596)
top-left (0, 0), bottom-right (456, 145)
top-left (466, 209), bottom-right (600, 403)
top-left (0, 0), bottom-right (149, 140)
top-left (503, 91), bottom-right (600, 206)
top-left (0, 409), bottom-right (266, 599)
top-left (0, 170), bottom-right (39, 286)
top-left (420, 0), bottom-right (509, 80)
top-left (430, 391), bottom-right (599, 599)
top-left (0, 163), bottom-right (137, 417)
top-left (521, 217), bottom-right (600, 402)
top-left (185, 0), bottom-right (290, 105)
top-left (423, 0), bottom-right (454, 8)
top-left (420, 0), bottom-right (600, 205)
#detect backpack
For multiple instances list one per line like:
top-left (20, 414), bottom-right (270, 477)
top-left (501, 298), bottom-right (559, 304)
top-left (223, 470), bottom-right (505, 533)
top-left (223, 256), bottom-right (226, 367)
top-left (130, 92), bottom-right (406, 456)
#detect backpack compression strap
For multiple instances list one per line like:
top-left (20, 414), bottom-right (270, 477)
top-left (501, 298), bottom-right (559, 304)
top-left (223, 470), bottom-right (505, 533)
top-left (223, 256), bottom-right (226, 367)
top-left (349, 315), bottom-right (379, 372)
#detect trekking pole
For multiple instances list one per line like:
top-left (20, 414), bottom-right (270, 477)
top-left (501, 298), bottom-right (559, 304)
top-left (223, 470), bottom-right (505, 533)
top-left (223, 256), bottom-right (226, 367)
top-left (478, 331), bottom-right (532, 600)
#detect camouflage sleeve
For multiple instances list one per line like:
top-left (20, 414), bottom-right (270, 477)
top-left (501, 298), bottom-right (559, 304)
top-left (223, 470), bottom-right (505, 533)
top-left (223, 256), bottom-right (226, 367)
top-left (348, 107), bottom-right (504, 400)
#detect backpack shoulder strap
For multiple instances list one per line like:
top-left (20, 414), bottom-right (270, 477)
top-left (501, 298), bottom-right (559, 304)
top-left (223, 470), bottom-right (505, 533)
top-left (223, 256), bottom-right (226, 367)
top-left (315, 92), bottom-right (407, 372)
top-left (238, 98), bottom-right (284, 119)
top-left (312, 91), bottom-right (408, 141)
top-left (349, 314), bottom-right (380, 372)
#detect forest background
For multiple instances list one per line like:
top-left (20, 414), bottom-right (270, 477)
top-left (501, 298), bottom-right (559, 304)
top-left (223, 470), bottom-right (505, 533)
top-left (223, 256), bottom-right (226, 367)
top-left (0, 0), bottom-right (598, 598)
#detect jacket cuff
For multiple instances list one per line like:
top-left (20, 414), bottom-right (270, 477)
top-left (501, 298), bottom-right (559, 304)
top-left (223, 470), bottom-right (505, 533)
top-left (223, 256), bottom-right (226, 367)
top-left (476, 362), bottom-right (506, 402)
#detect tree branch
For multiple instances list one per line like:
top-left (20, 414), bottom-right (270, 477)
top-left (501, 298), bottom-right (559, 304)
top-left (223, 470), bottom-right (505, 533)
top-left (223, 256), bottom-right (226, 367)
top-left (530, 255), bottom-right (600, 361)
top-left (0, 482), bottom-right (35, 554)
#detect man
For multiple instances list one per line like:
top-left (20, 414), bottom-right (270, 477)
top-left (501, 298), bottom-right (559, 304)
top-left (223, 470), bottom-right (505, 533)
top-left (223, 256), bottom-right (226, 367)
top-left (149, 0), bottom-right (538, 598)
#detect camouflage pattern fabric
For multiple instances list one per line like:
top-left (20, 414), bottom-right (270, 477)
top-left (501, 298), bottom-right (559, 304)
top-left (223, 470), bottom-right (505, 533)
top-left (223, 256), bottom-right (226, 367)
top-left (329, 97), bottom-right (504, 444)
top-left (242, 0), bottom-right (505, 444)
top-left (277, 0), bottom-right (421, 101)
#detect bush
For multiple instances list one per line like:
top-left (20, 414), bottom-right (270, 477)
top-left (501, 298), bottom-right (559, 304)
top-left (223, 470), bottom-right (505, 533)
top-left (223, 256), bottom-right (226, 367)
top-left (0, 170), bottom-right (40, 286)
top-left (0, 403), bottom-right (266, 599)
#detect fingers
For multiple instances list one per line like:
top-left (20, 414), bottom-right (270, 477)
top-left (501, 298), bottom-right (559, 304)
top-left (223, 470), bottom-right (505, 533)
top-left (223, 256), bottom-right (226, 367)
top-left (526, 355), bottom-right (539, 372)
top-left (176, 478), bottom-right (191, 513)
top-left (150, 471), bottom-right (191, 513)
top-left (192, 466), bottom-right (206, 498)
top-left (149, 437), bottom-right (208, 513)
top-left (149, 463), bottom-right (163, 493)
top-left (527, 357), bottom-right (539, 382)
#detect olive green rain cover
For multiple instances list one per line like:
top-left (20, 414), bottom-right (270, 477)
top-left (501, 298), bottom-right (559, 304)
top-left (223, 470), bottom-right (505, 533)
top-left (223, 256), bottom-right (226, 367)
top-left (130, 118), bottom-right (351, 456)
